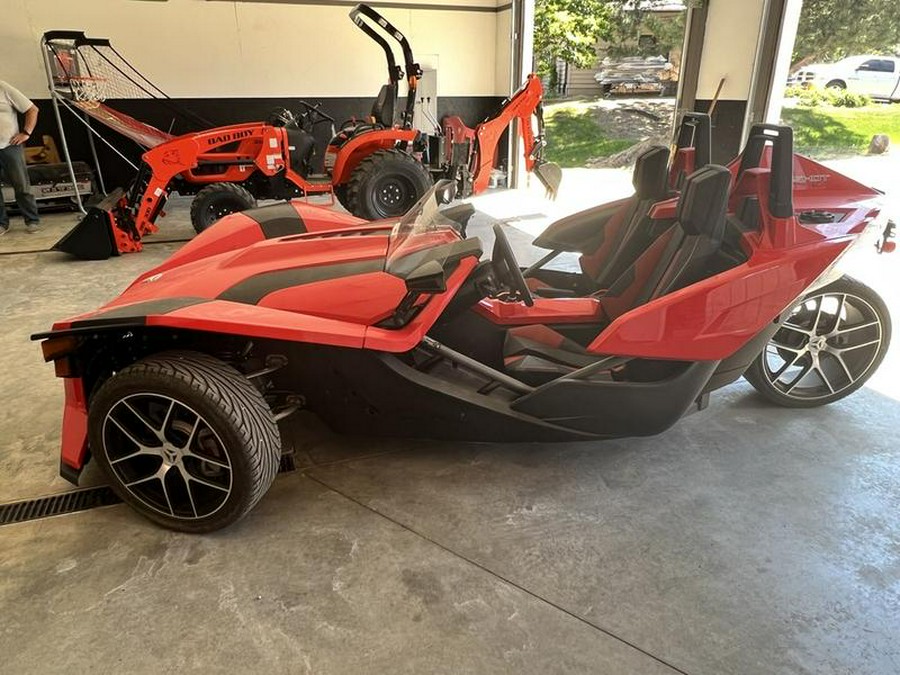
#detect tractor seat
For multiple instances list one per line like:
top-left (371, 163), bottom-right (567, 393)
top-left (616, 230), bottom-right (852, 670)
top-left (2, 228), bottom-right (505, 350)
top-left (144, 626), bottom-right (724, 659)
top-left (370, 83), bottom-right (396, 128)
top-left (331, 83), bottom-right (398, 147)
top-left (504, 324), bottom-right (603, 382)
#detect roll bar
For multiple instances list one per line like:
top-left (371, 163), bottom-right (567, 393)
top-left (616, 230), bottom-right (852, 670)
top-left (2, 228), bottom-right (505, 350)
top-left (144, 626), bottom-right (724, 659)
top-left (349, 4), bottom-right (422, 129)
top-left (740, 124), bottom-right (794, 219)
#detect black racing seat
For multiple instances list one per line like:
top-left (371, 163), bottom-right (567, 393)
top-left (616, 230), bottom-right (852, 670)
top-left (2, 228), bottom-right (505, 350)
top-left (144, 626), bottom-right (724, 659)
top-left (527, 145), bottom-right (671, 296)
top-left (601, 164), bottom-right (733, 321)
top-left (505, 165), bottom-right (736, 380)
top-left (581, 144), bottom-right (671, 288)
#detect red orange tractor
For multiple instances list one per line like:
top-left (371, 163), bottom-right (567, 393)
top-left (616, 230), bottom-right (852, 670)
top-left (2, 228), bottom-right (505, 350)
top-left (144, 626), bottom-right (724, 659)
top-left (56, 4), bottom-right (560, 260)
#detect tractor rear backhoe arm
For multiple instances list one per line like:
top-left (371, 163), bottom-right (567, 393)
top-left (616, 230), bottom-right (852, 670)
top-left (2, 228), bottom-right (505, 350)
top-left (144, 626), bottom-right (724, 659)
top-left (471, 74), bottom-right (561, 198)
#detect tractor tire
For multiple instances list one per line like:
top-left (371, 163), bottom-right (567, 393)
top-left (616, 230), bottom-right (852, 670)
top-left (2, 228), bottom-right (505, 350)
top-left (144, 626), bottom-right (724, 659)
top-left (89, 350), bottom-right (281, 533)
top-left (190, 183), bottom-right (257, 234)
top-left (333, 184), bottom-right (351, 212)
top-left (345, 149), bottom-right (433, 220)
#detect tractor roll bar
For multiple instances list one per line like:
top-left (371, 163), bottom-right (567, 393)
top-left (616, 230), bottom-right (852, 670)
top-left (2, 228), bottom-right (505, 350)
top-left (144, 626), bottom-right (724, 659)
top-left (350, 4), bottom-right (422, 128)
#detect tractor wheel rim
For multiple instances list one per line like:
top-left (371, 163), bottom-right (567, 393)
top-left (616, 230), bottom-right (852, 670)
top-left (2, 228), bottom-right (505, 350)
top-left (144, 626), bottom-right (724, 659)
top-left (374, 176), bottom-right (413, 216)
top-left (207, 202), bottom-right (239, 222)
top-left (102, 393), bottom-right (233, 520)
top-left (762, 291), bottom-right (883, 400)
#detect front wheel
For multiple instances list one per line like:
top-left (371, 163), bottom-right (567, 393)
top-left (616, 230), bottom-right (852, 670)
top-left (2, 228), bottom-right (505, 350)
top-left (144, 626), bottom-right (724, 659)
top-left (744, 276), bottom-right (891, 408)
top-left (345, 149), bottom-right (433, 220)
top-left (88, 351), bottom-right (281, 532)
top-left (189, 183), bottom-right (257, 234)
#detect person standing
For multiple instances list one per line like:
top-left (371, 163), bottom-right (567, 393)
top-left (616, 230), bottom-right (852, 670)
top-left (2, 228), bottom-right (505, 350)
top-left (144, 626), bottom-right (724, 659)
top-left (0, 80), bottom-right (40, 235)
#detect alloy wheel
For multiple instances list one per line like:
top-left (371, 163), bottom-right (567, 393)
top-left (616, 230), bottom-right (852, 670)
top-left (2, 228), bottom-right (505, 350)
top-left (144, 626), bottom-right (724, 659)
top-left (761, 291), bottom-right (883, 401)
top-left (102, 393), bottom-right (233, 520)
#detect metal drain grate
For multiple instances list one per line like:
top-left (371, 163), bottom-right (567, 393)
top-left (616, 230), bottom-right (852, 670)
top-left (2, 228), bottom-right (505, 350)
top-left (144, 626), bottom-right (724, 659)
top-left (0, 486), bottom-right (122, 526)
top-left (0, 454), bottom-right (299, 527)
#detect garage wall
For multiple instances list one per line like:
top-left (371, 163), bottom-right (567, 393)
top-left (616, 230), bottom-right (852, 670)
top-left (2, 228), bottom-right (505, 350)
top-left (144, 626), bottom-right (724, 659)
top-left (694, 0), bottom-right (764, 101)
top-left (3, 0), bottom-right (510, 98)
top-left (689, 0), bottom-right (767, 162)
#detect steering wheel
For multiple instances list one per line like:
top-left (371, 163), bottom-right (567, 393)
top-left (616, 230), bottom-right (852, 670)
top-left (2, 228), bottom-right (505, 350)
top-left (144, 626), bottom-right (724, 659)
top-left (297, 100), bottom-right (335, 124)
top-left (491, 224), bottom-right (534, 307)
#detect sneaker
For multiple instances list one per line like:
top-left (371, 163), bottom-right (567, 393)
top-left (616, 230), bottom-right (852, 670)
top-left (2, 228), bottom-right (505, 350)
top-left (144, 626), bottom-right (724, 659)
top-left (25, 222), bottom-right (42, 234)
top-left (0, 226), bottom-right (8, 236)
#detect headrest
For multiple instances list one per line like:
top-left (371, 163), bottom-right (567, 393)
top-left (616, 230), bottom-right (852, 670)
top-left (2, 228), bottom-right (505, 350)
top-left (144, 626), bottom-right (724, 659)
top-left (676, 164), bottom-right (731, 237)
top-left (632, 145), bottom-right (670, 200)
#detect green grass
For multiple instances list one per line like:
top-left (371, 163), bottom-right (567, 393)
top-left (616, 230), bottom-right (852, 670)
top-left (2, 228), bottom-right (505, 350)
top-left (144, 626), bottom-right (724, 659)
top-left (544, 107), bottom-right (634, 167)
top-left (781, 105), bottom-right (900, 157)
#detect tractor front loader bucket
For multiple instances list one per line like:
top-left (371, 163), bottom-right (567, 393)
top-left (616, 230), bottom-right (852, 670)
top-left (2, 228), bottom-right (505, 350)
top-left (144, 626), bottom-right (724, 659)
top-left (533, 160), bottom-right (562, 200)
top-left (53, 188), bottom-right (141, 260)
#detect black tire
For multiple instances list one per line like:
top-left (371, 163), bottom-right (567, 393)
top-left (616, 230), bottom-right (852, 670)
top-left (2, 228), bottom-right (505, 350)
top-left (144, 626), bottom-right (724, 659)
top-left (825, 79), bottom-right (847, 90)
top-left (333, 183), bottom-right (350, 212)
top-left (89, 350), bottom-right (281, 532)
top-left (189, 183), bottom-right (257, 234)
top-left (345, 149), bottom-right (433, 219)
top-left (744, 276), bottom-right (891, 408)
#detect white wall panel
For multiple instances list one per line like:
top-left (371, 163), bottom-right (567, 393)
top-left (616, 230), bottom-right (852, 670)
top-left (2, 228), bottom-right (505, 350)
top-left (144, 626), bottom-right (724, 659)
top-left (2, 0), bottom-right (509, 99)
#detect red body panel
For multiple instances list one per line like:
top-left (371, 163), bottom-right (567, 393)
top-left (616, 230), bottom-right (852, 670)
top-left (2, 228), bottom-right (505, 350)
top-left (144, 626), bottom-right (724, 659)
top-left (363, 258), bottom-right (480, 352)
top-left (151, 302), bottom-right (368, 348)
top-left (260, 272), bottom-right (407, 324)
top-left (60, 378), bottom-right (89, 470)
top-left (475, 298), bottom-right (604, 325)
top-left (588, 238), bottom-right (853, 360)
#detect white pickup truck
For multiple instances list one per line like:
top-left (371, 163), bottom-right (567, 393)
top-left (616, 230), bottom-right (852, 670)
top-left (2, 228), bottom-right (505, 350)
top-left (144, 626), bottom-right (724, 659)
top-left (789, 54), bottom-right (900, 101)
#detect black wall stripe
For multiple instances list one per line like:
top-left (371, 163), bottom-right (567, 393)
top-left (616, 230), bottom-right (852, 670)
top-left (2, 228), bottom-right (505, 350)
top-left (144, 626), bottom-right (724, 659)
top-left (30, 95), bottom-right (505, 192)
top-left (218, 259), bottom-right (385, 305)
top-left (241, 203), bottom-right (308, 239)
top-left (205, 0), bottom-right (511, 12)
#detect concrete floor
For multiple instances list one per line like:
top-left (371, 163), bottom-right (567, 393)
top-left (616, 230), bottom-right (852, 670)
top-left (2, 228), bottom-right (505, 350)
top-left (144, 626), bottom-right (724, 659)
top-left (1, 175), bottom-right (899, 673)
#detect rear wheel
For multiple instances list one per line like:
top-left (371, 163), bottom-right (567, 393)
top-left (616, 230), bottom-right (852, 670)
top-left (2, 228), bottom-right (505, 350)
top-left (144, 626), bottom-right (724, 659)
top-left (744, 276), bottom-right (890, 408)
top-left (88, 351), bottom-right (281, 532)
top-left (190, 183), bottom-right (257, 234)
top-left (346, 149), bottom-right (433, 219)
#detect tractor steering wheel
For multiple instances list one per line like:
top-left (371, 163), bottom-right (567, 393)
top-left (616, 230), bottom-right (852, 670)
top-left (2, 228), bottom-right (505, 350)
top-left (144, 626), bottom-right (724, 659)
top-left (491, 224), bottom-right (534, 307)
top-left (297, 100), bottom-right (335, 124)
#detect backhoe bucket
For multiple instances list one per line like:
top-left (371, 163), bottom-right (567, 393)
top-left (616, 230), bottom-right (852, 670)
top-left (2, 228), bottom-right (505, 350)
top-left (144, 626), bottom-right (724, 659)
top-left (533, 160), bottom-right (562, 200)
top-left (53, 188), bottom-right (135, 260)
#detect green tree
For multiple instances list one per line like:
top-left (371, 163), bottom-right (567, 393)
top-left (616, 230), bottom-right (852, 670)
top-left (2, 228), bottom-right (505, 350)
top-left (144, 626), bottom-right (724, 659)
top-left (603, 1), bottom-right (685, 58)
top-left (533, 0), bottom-right (614, 81)
top-left (793, 0), bottom-right (900, 66)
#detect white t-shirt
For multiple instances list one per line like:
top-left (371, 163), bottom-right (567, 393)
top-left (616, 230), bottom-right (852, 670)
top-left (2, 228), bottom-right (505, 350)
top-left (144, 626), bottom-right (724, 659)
top-left (0, 80), bottom-right (34, 150)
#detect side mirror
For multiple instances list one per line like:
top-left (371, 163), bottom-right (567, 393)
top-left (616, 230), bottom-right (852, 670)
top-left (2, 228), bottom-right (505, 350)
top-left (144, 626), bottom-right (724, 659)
top-left (434, 180), bottom-right (457, 205)
top-left (405, 260), bottom-right (446, 294)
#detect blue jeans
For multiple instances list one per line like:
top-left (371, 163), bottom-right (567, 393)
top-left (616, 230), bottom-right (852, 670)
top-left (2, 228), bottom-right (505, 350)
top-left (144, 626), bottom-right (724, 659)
top-left (0, 144), bottom-right (40, 227)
